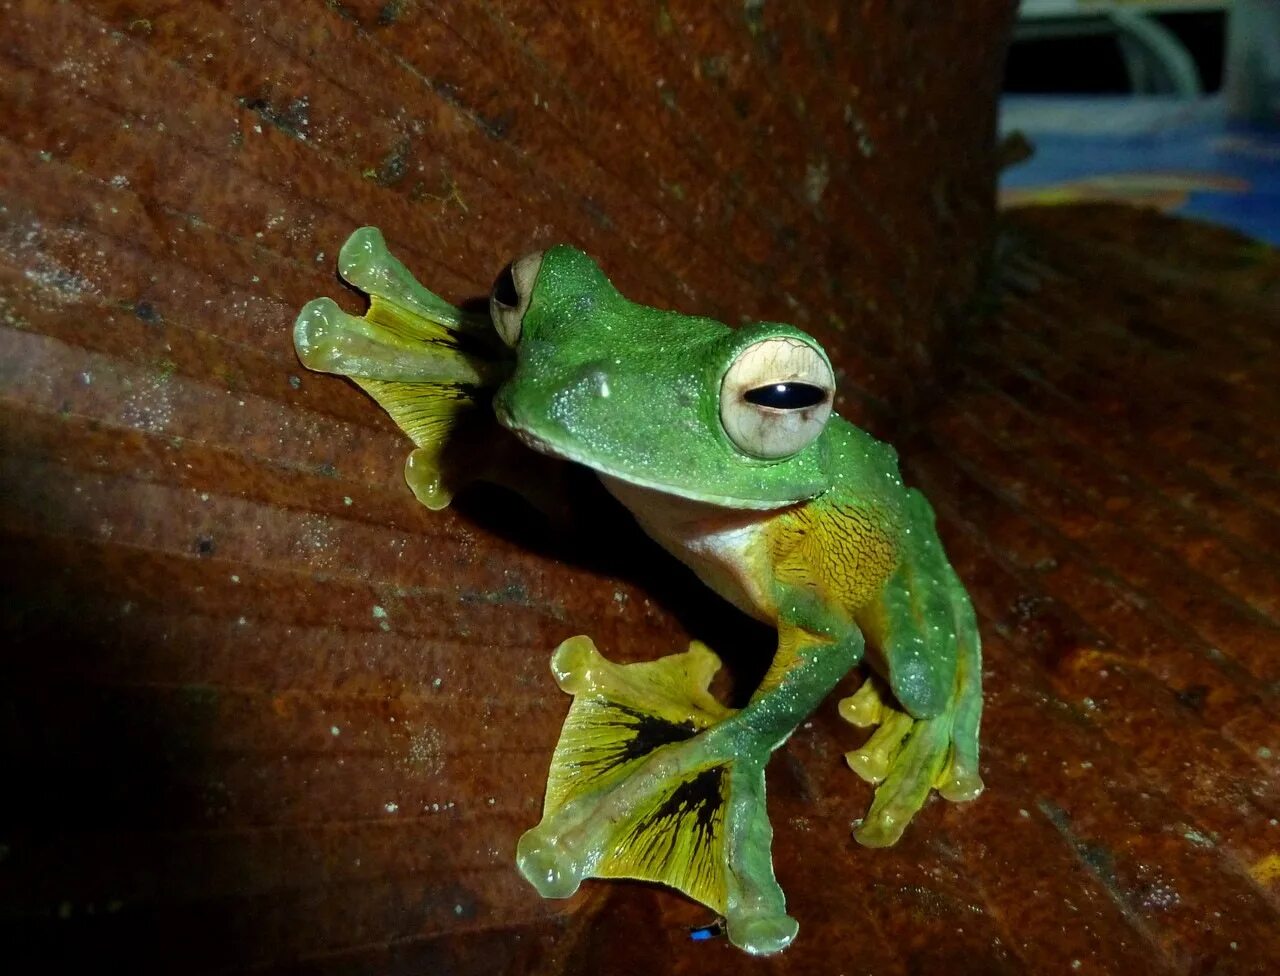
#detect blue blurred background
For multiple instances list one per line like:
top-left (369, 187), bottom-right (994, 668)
top-left (1001, 1), bottom-right (1280, 244)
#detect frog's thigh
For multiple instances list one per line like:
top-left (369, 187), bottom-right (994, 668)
top-left (856, 490), bottom-right (959, 720)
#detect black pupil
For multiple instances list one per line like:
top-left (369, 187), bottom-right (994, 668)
top-left (744, 382), bottom-right (827, 410)
top-left (492, 263), bottom-right (519, 308)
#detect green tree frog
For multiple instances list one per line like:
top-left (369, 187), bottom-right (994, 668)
top-left (295, 229), bottom-right (984, 956)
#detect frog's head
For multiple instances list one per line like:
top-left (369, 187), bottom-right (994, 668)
top-left (489, 246), bottom-right (837, 509)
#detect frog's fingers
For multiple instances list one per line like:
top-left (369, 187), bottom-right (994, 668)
top-left (294, 296), bottom-right (505, 385)
top-left (853, 713), bottom-right (953, 847)
top-left (337, 226), bottom-right (492, 339)
top-left (851, 590), bottom-right (982, 843)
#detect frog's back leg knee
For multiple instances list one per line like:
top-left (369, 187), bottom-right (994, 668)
top-left (856, 490), bottom-right (959, 720)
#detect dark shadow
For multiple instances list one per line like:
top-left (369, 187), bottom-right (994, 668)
top-left (0, 537), bottom-right (236, 973)
top-left (452, 471), bottom-right (777, 707)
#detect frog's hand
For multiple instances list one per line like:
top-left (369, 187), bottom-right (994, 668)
top-left (293, 227), bottom-right (513, 510)
top-left (517, 637), bottom-right (798, 956)
top-left (843, 489), bottom-right (984, 847)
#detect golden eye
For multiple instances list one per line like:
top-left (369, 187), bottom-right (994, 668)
top-left (490, 250), bottom-right (544, 347)
top-left (720, 337), bottom-right (834, 459)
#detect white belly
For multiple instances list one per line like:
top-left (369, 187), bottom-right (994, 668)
top-left (599, 474), bottom-right (779, 623)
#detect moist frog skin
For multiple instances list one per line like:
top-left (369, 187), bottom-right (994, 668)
top-left (295, 229), bottom-right (984, 956)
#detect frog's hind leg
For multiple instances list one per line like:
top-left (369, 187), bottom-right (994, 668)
top-left (519, 631), bottom-right (856, 955)
top-left (842, 490), bottom-right (984, 847)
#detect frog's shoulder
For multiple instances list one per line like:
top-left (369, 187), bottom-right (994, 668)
top-left (763, 417), bottom-right (907, 613)
top-left (818, 415), bottom-right (909, 517)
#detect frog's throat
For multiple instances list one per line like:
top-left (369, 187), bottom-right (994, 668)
top-left (498, 416), bottom-right (820, 512)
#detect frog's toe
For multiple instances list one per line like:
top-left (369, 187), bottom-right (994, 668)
top-left (728, 911), bottom-right (799, 956)
top-left (843, 710), bottom-right (913, 784)
top-left (515, 826), bottom-right (587, 899)
top-left (853, 712), bottom-right (953, 848)
top-left (936, 744), bottom-right (985, 803)
top-left (837, 676), bottom-right (889, 728)
top-left (403, 445), bottom-right (454, 511)
top-left (936, 649), bottom-right (984, 804)
top-left (938, 767), bottom-right (985, 804)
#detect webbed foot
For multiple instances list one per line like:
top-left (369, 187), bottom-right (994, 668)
top-left (518, 636), bottom-right (799, 956)
top-left (840, 674), bottom-right (982, 847)
top-left (293, 227), bottom-right (513, 509)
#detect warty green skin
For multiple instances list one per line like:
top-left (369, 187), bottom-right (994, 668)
top-left (496, 246), bottom-right (983, 954)
top-left (495, 246), bottom-right (843, 508)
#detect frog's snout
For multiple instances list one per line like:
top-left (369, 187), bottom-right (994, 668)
top-left (491, 384), bottom-right (559, 458)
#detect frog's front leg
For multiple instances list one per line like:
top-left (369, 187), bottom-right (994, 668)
top-left (842, 489), bottom-right (984, 847)
top-left (517, 596), bottom-right (862, 956)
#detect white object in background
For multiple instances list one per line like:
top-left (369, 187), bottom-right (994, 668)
top-left (1013, 2), bottom-right (1206, 96)
top-left (1019, 0), bottom-right (1083, 13)
top-left (1226, 0), bottom-right (1280, 125)
top-left (1020, 1), bottom-right (1230, 16)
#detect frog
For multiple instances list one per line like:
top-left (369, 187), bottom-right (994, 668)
top-left (294, 228), bottom-right (984, 956)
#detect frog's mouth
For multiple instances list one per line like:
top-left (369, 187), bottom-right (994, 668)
top-left (493, 400), bottom-right (812, 512)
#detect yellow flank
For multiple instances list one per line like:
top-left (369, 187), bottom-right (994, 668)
top-left (748, 500), bottom-right (897, 694)
top-left (768, 499), bottom-right (899, 614)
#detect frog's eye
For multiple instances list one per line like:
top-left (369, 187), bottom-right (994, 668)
top-left (720, 337), bottom-right (835, 459)
top-left (490, 251), bottom-right (544, 348)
